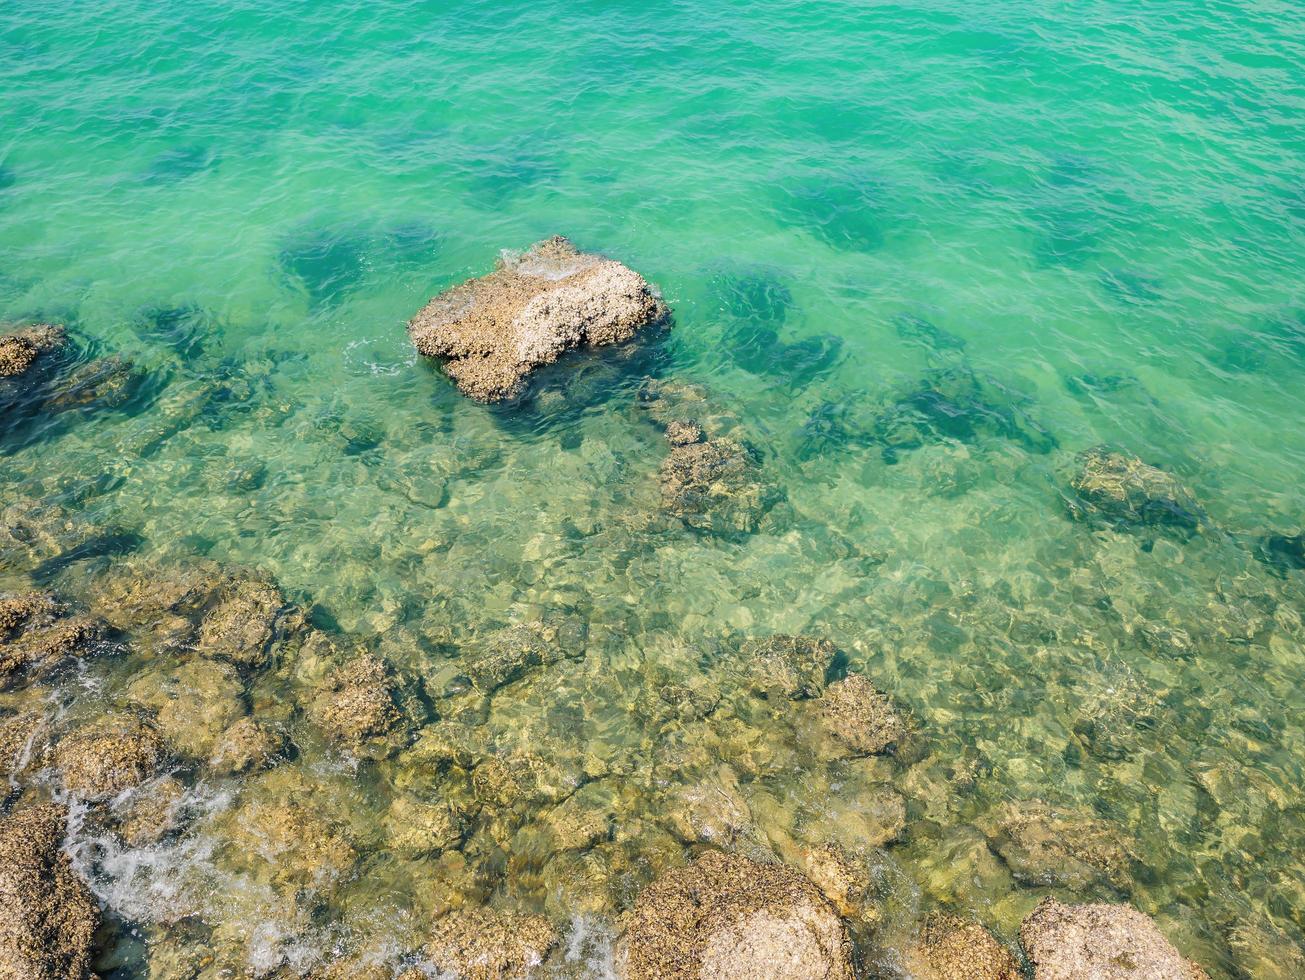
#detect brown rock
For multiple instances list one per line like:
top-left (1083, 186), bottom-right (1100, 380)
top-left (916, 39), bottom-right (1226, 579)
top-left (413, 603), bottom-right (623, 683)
top-left (617, 850), bottom-right (854, 979)
top-left (1069, 446), bottom-right (1204, 531)
top-left (54, 714), bottom-right (166, 799)
top-left (425, 906), bottom-right (559, 979)
top-left (209, 717), bottom-right (284, 775)
top-left (660, 437), bottom-right (780, 534)
top-left (0, 324), bottom-right (65, 378)
top-left (978, 800), bottom-right (1135, 893)
top-left (665, 420), bottom-right (704, 446)
top-left (409, 236), bottom-right (668, 402)
top-left (743, 634), bottom-right (836, 700)
top-left (309, 654), bottom-right (401, 749)
top-left (1020, 897), bottom-right (1209, 979)
top-left (905, 912), bottom-right (1019, 980)
top-left (0, 803), bottom-right (99, 980)
top-left (818, 673), bottom-right (906, 756)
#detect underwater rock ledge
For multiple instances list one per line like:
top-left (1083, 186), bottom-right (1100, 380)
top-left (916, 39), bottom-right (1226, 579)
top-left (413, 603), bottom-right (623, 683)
top-left (408, 236), bottom-right (669, 403)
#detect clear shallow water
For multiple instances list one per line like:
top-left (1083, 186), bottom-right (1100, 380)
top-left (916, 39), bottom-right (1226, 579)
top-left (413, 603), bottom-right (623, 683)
top-left (2, 0), bottom-right (1304, 976)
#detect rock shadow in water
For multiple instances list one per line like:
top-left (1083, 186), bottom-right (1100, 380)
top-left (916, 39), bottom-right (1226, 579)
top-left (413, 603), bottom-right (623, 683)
top-left (710, 270), bottom-right (843, 388)
top-left (1027, 154), bottom-right (1114, 268)
top-left (132, 303), bottom-right (214, 361)
top-left (774, 171), bottom-right (886, 252)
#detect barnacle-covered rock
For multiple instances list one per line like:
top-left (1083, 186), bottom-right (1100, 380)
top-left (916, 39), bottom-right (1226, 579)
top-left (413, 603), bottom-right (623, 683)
top-left (817, 674), bottom-right (907, 757)
top-left (409, 235), bottom-right (668, 402)
top-left (0, 803), bottom-right (99, 980)
top-left (742, 633), bottom-right (836, 700)
top-left (209, 716), bottom-right (285, 775)
top-left (616, 850), bottom-right (854, 980)
top-left (1020, 898), bottom-right (1209, 979)
top-left (196, 573), bottom-right (289, 666)
top-left (424, 906), bottom-right (559, 980)
top-left (117, 775), bottom-right (186, 847)
top-left (53, 714), bottom-right (166, 800)
top-left (0, 593), bottom-right (106, 691)
top-left (308, 653), bottom-right (403, 752)
top-left (0, 323), bottom-right (65, 377)
top-left (1068, 446), bottom-right (1205, 531)
top-left (903, 912), bottom-right (1020, 980)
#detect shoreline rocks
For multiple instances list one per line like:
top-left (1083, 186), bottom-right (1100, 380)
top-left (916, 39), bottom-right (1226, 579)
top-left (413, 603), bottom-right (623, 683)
top-left (408, 236), bottom-right (668, 402)
top-left (1020, 897), bottom-right (1209, 979)
top-left (904, 912), bottom-right (1020, 980)
top-left (0, 803), bottom-right (100, 980)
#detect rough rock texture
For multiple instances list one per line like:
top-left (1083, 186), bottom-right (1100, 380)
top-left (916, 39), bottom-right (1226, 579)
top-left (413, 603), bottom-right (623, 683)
top-left (0, 803), bottom-right (99, 980)
top-left (461, 621), bottom-right (583, 693)
top-left (309, 654), bottom-right (401, 748)
top-left (979, 800), bottom-right (1135, 893)
top-left (818, 674), bottom-right (906, 756)
top-left (409, 236), bottom-right (668, 402)
top-left (665, 420), bottom-right (703, 446)
top-left (904, 912), bottom-right (1020, 980)
top-left (0, 593), bottom-right (105, 690)
top-left (125, 657), bottom-right (246, 759)
top-left (1020, 898), bottom-right (1209, 980)
top-left (743, 634), bottom-right (836, 700)
top-left (0, 324), bottom-right (65, 378)
top-left (117, 775), bottom-right (186, 847)
top-left (801, 842), bottom-right (878, 925)
top-left (384, 796), bottom-right (464, 857)
top-left (660, 437), bottom-right (780, 534)
top-left (209, 717), bottom-right (284, 775)
top-left (424, 907), bottom-right (559, 980)
top-left (0, 709), bottom-right (44, 778)
top-left (1069, 446), bottom-right (1205, 531)
top-left (196, 575), bottom-right (288, 666)
top-left (54, 714), bottom-right (166, 799)
top-left (617, 850), bottom-right (855, 980)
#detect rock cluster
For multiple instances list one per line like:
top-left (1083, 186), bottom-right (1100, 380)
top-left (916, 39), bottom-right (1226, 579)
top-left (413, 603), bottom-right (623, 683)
top-left (408, 236), bottom-right (668, 402)
top-left (0, 592), bottom-right (106, 690)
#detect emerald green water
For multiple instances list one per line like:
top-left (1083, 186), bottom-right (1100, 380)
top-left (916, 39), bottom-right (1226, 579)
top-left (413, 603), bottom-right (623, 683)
top-left (2, 0), bottom-right (1305, 975)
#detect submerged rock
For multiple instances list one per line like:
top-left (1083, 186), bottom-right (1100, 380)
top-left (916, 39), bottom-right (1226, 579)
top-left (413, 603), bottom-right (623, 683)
top-left (817, 673), bottom-right (906, 757)
top-left (409, 236), bottom-right (669, 402)
top-left (1257, 531), bottom-right (1305, 573)
top-left (460, 620), bottom-right (584, 694)
top-left (904, 912), bottom-right (1019, 980)
top-left (0, 592), bottom-right (106, 690)
top-left (309, 653), bottom-right (403, 751)
top-left (617, 850), bottom-right (855, 980)
top-left (872, 365), bottom-right (1056, 462)
top-left (53, 714), bottom-right (167, 800)
top-left (659, 437), bottom-right (781, 534)
top-left (117, 775), bottom-right (186, 847)
top-left (0, 323), bottom-right (65, 378)
top-left (424, 906), bottom-right (559, 980)
top-left (196, 573), bottom-right (289, 666)
top-left (1019, 897), bottom-right (1209, 979)
top-left (209, 716), bottom-right (285, 775)
top-left (664, 419), bottom-right (703, 446)
top-left (743, 634), bottom-right (836, 700)
top-left (125, 656), bottom-right (246, 759)
top-left (978, 800), bottom-right (1135, 893)
top-left (800, 842), bottom-right (880, 926)
top-left (0, 803), bottom-right (99, 980)
top-left (1068, 446), bottom-right (1205, 532)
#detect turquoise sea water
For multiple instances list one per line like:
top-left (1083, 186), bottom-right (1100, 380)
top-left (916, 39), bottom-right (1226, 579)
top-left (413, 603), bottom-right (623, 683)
top-left (2, 0), bottom-right (1305, 976)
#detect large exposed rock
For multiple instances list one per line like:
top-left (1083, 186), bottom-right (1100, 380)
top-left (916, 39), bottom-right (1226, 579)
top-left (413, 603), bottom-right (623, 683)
top-left (818, 673), bottom-right (906, 756)
top-left (0, 803), bottom-right (99, 980)
top-left (1068, 446), bottom-right (1205, 532)
top-left (617, 850), bottom-right (855, 980)
top-left (408, 236), bottom-right (668, 402)
top-left (53, 714), bottom-right (166, 800)
top-left (1019, 898), bottom-right (1209, 979)
top-left (659, 437), bottom-right (781, 534)
top-left (978, 800), bottom-right (1135, 893)
top-left (904, 912), bottom-right (1019, 980)
top-left (424, 906), bottom-right (560, 980)
top-left (0, 324), bottom-right (65, 378)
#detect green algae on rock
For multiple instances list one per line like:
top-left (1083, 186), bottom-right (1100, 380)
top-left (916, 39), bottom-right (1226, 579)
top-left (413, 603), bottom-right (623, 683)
top-left (616, 850), bottom-right (855, 980)
top-left (1020, 897), bottom-right (1209, 979)
top-left (659, 436), bottom-right (783, 535)
top-left (978, 800), bottom-right (1137, 894)
top-left (0, 804), bottom-right (99, 980)
top-left (408, 236), bottom-right (669, 403)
